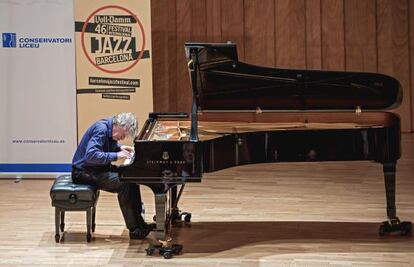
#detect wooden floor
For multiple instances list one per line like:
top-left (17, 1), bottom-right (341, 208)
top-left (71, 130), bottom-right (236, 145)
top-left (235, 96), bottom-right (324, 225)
top-left (1, 134), bottom-right (414, 266)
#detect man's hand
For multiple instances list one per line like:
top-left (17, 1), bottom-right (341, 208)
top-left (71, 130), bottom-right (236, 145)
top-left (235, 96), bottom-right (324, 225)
top-left (117, 150), bottom-right (132, 160)
top-left (120, 145), bottom-right (134, 153)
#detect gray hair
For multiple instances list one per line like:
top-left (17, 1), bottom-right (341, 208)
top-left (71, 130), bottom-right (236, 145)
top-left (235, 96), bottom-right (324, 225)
top-left (113, 112), bottom-right (137, 137)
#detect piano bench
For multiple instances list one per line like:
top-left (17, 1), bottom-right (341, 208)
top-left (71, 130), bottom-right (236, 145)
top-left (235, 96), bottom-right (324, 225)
top-left (50, 175), bottom-right (99, 243)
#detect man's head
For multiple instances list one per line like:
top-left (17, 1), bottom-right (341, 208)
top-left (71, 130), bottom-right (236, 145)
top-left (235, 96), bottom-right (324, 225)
top-left (112, 112), bottom-right (137, 141)
top-left (182, 143), bottom-right (195, 163)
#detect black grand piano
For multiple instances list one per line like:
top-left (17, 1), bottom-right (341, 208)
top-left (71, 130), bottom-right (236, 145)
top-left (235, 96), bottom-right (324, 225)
top-left (120, 42), bottom-right (411, 257)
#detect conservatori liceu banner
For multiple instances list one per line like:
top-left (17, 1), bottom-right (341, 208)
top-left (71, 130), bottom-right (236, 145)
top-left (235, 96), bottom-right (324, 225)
top-left (74, 0), bottom-right (153, 139)
top-left (0, 0), bottom-right (76, 177)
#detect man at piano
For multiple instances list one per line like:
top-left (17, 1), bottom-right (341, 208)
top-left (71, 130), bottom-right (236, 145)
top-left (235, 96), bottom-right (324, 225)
top-left (72, 112), bottom-right (155, 239)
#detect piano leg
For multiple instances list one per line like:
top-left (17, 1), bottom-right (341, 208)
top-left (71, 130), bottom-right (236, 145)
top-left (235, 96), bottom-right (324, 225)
top-left (145, 191), bottom-right (183, 259)
top-left (379, 162), bottom-right (412, 236)
top-left (153, 193), bottom-right (168, 240)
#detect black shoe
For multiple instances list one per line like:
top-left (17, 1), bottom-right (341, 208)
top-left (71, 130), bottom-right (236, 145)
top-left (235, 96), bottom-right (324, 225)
top-left (145, 222), bottom-right (156, 231)
top-left (129, 223), bottom-right (157, 240)
top-left (129, 227), bottom-right (151, 240)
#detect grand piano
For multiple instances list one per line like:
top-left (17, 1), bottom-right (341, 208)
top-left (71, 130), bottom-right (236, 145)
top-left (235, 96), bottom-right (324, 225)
top-left (120, 42), bottom-right (411, 257)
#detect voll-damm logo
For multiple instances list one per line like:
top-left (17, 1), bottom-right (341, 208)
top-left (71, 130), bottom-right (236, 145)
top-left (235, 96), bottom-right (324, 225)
top-left (81, 5), bottom-right (146, 74)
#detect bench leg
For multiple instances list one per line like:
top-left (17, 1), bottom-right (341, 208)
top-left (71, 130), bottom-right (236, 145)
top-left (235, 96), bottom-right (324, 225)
top-left (86, 207), bottom-right (92, 242)
top-left (60, 210), bottom-right (65, 232)
top-left (92, 206), bottom-right (96, 232)
top-left (55, 208), bottom-right (61, 243)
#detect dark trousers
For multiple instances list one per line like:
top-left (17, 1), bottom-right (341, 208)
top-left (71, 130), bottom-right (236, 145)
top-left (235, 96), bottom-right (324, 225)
top-left (72, 167), bottom-right (145, 231)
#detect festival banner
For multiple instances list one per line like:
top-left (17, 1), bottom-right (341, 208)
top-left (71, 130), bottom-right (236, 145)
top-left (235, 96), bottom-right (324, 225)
top-left (0, 0), bottom-right (77, 177)
top-left (74, 0), bottom-right (153, 140)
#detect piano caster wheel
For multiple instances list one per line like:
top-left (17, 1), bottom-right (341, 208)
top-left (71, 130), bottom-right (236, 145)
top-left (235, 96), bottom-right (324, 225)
top-left (161, 244), bottom-right (182, 259)
top-left (400, 222), bottom-right (412, 236)
top-left (60, 223), bottom-right (65, 232)
top-left (145, 243), bottom-right (182, 259)
top-left (379, 219), bottom-right (412, 236)
top-left (184, 213), bottom-right (191, 223)
top-left (379, 225), bottom-right (386, 236)
top-left (145, 247), bottom-right (155, 256)
top-left (153, 215), bottom-right (156, 222)
top-left (55, 234), bottom-right (60, 243)
top-left (86, 233), bottom-right (92, 242)
top-left (172, 244), bottom-right (183, 253)
top-left (163, 252), bottom-right (172, 259)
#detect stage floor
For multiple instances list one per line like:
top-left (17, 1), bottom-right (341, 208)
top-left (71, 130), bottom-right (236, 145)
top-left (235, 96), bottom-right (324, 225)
top-left (1, 134), bottom-right (414, 266)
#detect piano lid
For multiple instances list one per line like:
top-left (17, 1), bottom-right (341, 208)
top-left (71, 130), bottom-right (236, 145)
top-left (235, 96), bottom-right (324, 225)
top-left (185, 43), bottom-right (402, 112)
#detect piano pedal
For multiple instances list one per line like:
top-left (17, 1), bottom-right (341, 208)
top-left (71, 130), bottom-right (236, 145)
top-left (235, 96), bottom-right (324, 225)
top-left (379, 218), bottom-right (412, 236)
top-left (172, 212), bottom-right (192, 226)
top-left (170, 208), bottom-right (192, 225)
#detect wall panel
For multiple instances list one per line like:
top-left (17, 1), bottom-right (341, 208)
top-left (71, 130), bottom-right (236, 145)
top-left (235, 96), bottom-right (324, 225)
top-left (245, 0), bottom-right (275, 67)
top-left (176, 0), bottom-right (193, 113)
top-left (410, 0), bottom-right (414, 131)
top-left (221, 0), bottom-right (245, 60)
top-left (275, 0), bottom-right (306, 68)
top-left (321, 0), bottom-right (345, 70)
top-left (167, 0), bottom-right (178, 112)
top-left (151, 0), bottom-right (171, 112)
top-left (151, 0), bottom-right (414, 132)
top-left (305, 0), bottom-right (322, 69)
top-left (377, 0), bottom-right (411, 132)
top-left (344, 0), bottom-right (377, 72)
top-left (206, 0), bottom-right (222, 42)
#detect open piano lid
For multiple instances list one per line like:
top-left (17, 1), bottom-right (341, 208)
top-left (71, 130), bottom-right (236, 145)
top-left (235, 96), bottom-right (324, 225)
top-left (185, 43), bottom-right (402, 112)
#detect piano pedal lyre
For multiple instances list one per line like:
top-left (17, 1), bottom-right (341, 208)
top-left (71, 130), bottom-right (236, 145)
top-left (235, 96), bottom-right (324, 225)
top-left (170, 184), bottom-right (192, 225)
top-left (379, 217), bottom-right (412, 236)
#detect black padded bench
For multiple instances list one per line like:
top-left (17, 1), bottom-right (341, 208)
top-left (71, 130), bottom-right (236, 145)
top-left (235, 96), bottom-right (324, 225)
top-left (50, 175), bottom-right (99, 242)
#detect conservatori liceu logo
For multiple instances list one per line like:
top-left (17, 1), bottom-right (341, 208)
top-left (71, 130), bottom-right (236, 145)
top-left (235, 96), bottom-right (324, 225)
top-left (81, 5), bottom-right (146, 74)
top-left (2, 32), bottom-right (72, 48)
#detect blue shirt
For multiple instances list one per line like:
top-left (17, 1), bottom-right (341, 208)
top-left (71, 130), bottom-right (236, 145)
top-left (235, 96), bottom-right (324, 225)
top-left (72, 118), bottom-right (121, 170)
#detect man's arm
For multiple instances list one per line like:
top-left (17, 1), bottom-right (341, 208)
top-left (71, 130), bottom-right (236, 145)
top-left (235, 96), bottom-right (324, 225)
top-left (85, 128), bottom-right (117, 165)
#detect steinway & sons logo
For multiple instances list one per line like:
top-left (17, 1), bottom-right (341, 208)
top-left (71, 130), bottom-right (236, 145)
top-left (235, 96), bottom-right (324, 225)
top-left (146, 151), bottom-right (186, 165)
